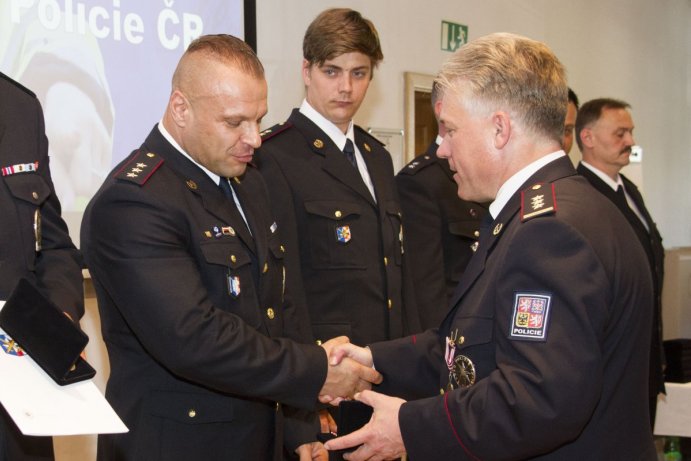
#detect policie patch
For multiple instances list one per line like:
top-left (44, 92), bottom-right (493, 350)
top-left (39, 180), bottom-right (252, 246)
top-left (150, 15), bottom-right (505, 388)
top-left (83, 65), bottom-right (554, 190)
top-left (509, 293), bottom-right (552, 341)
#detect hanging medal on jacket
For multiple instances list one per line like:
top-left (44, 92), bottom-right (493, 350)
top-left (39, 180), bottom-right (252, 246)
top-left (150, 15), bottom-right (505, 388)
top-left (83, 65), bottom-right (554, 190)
top-left (445, 329), bottom-right (458, 391)
top-left (445, 329), bottom-right (476, 390)
top-left (34, 209), bottom-right (42, 252)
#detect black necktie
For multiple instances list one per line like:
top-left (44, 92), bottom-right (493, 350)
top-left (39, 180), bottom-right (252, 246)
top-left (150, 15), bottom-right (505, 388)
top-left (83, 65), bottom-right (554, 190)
top-left (343, 139), bottom-right (357, 168)
top-left (219, 177), bottom-right (234, 200)
top-left (615, 185), bottom-right (629, 210)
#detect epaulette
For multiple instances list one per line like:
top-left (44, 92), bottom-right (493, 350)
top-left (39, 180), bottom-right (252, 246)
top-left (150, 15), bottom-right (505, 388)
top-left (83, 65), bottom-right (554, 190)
top-left (0, 72), bottom-right (36, 98)
top-left (260, 121), bottom-right (293, 142)
top-left (114, 150), bottom-right (164, 186)
top-left (520, 183), bottom-right (557, 222)
top-left (397, 153), bottom-right (437, 176)
top-left (354, 125), bottom-right (385, 146)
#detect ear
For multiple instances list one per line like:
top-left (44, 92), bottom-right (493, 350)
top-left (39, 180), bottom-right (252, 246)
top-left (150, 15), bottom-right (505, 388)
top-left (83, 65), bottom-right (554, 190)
top-left (579, 127), bottom-right (595, 149)
top-left (491, 111), bottom-right (511, 149)
top-left (168, 90), bottom-right (189, 127)
top-left (301, 59), bottom-right (313, 86)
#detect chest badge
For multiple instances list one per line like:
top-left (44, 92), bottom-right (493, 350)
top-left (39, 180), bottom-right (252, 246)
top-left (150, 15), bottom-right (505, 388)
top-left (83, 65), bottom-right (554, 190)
top-left (227, 275), bottom-right (241, 298)
top-left (335, 225), bottom-right (351, 243)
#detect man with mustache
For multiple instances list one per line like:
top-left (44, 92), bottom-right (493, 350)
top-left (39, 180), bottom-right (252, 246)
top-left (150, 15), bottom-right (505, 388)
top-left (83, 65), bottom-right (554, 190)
top-left (576, 98), bottom-right (665, 429)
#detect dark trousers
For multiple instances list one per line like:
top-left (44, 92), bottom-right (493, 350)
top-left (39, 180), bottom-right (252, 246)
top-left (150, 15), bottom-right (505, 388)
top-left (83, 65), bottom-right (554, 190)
top-left (0, 406), bottom-right (54, 461)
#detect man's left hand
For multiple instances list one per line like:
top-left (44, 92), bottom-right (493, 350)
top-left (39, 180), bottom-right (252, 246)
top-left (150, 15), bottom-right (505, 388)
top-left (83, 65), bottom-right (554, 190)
top-left (324, 390), bottom-right (406, 460)
top-left (295, 441), bottom-right (328, 461)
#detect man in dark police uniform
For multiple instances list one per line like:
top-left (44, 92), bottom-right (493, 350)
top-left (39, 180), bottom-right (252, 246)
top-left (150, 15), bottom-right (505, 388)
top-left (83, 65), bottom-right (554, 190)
top-left (0, 72), bottom-right (84, 460)
top-left (576, 97), bottom-right (665, 427)
top-left (324, 33), bottom-right (657, 460)
top-left (81, 35), bottom-right (380, 461)
top-left (396, 82), bottom-right (487, 329)
top-left (256, 8), bottom-right (419, 348)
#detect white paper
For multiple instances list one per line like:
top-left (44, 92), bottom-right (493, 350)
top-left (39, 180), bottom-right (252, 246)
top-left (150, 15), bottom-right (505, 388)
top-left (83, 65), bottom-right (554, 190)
top-left (0, 301), bottom-right (128, 436)
top-left (654, 382), bottom-right (691, 437)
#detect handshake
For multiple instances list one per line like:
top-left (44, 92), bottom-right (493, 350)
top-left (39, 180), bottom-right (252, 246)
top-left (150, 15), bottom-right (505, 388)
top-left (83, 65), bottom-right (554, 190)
top-left (318, 336), bottom-right (378, 405)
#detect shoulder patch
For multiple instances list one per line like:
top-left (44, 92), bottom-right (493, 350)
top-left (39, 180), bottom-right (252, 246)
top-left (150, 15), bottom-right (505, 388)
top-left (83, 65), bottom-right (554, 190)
top-left (114, 151), bottom-right (164, 186)
top-left (520, 183), bottom-right (556, 222)
top-left (509, 292), bottom-right (552, 341)
top-left (261, 121), bottom-right (293, 142)
top-left (397, 154), bottom-right (436, 176)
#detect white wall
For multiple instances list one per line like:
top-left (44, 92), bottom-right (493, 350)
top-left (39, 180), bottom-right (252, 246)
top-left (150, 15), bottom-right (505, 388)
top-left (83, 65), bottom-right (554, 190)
top-left (257, 0), bottom-right (691, 248)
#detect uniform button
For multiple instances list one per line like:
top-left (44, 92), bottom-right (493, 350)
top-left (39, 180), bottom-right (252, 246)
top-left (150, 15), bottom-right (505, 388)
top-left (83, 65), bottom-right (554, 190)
top-left (474, 230), bottom-right (480, 238)
top-left (32, 191), bottom-right (39, 200)
top-left (275, 402), bottom-right (281, 411)
top-left (230, 255), bottom-right (237, 263)
top-left (315, 339), bottom-right (322, 346)
top-left (383, 257), bottom-right (388, 266)
top-left (459, 336), bottom-right (465, 345)
top-left (280, 245), bottom-right (285, 253)
top-left (387, 299), bottom-right (392, 309)
top-left (469, 208), bottom-right (478, 217)
top-left (188, 409), bottom-right (196, 418)
top-left (266, 307), bottom-right (275, 319)
top-left (263, 263), bottom-right (269, 273)
top-left (334, 210), bottom-right (342, 218)
top-left (439, 388), bottom-right (445, 395)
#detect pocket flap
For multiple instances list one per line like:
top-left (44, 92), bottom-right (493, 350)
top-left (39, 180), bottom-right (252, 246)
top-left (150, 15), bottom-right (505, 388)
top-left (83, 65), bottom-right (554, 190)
top-left (304, 200), bottom-right (360, 220)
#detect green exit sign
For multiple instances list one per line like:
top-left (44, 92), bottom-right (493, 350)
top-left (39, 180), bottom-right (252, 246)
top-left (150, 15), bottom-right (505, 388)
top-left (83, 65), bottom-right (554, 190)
top-left (441, 20), bottom-right (468, 52)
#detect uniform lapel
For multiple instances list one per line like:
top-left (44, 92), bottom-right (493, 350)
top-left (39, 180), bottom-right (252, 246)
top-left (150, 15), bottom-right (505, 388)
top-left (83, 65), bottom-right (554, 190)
top-left (231, 175), bottom-right (265, 262)
top-left (142, 128), bottom-right (257, 253)
top-left (289, 110), bottom-right (376, 206)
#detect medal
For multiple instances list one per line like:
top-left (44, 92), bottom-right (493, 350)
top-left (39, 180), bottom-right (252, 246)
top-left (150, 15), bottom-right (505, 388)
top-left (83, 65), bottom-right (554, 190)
top-left (445, 329), bottom-right (476, 390)
top-left (34, 209), bottom-right (42, 252)
top-left (450, 355), bottom-right (476, 389)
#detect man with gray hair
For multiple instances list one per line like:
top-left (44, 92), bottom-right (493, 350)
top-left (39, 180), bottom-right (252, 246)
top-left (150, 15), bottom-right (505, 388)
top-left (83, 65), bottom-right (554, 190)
top-left (324, 32), bottom-right (656, 459)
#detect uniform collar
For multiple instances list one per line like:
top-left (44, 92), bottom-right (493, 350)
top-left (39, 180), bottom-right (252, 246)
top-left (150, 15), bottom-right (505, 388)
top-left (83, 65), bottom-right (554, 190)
top-left (157, 121), bottom-right (221, 185)
top-left (299, 99), bottom-right (355, 151)
top-left (580, 161), bottom-right (623, 192)
top-left (489, 150), bottom-right (566, 218)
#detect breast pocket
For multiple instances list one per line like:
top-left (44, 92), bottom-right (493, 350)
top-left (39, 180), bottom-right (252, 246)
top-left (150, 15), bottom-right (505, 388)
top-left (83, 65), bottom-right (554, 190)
top-left (199, 239), bottom-right (260, 326)
top-left (2, 174), bottom-right (51, 270)
top-left (303, 200), bottom-right (366, 269)
top-left (385, 201), bottom-right (403, 265)
top-left (448, 220), bottom-right (481, 241)
top-left (449, 317), bottom-right (495, 384)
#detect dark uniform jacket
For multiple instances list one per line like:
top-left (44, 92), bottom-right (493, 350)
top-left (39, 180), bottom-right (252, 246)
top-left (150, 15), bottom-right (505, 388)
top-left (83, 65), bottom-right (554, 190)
top-left (0, 72), bottom-right (83, 461)
top-left (578, 162), bottom-right (665, 418)
top-left (396, 142), bottom-right (487, 329)
top-left (372, 156), bottom-right (657, 460)
top-left (81, 126), bottom-right (327, 461)
top-left (256, 109), bottom-right (419, 346)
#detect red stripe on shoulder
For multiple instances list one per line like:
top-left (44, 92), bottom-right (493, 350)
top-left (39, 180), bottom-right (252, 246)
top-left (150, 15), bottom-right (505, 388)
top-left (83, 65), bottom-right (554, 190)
top-left (260, 121), bottom-right (293, 142)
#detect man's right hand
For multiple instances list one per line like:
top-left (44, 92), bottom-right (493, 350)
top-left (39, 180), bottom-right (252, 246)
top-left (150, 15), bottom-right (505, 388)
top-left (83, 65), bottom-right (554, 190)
top-left (318, 337), bottom-right (381, 405)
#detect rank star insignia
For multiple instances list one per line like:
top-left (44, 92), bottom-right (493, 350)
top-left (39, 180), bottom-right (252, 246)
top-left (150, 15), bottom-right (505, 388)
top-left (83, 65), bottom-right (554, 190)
top-left (136, 163), bottom-right (147, 168)
top-left (127, 172), bottom-right (137, 178)
top-left (1, 334), bottom-right (25, 356)
top-left (521, 183), bottom-right (556, 221)
top-left (131, 167), bottom-right (143, 173)
top-left (531, 194), bottom-right (545, 210)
